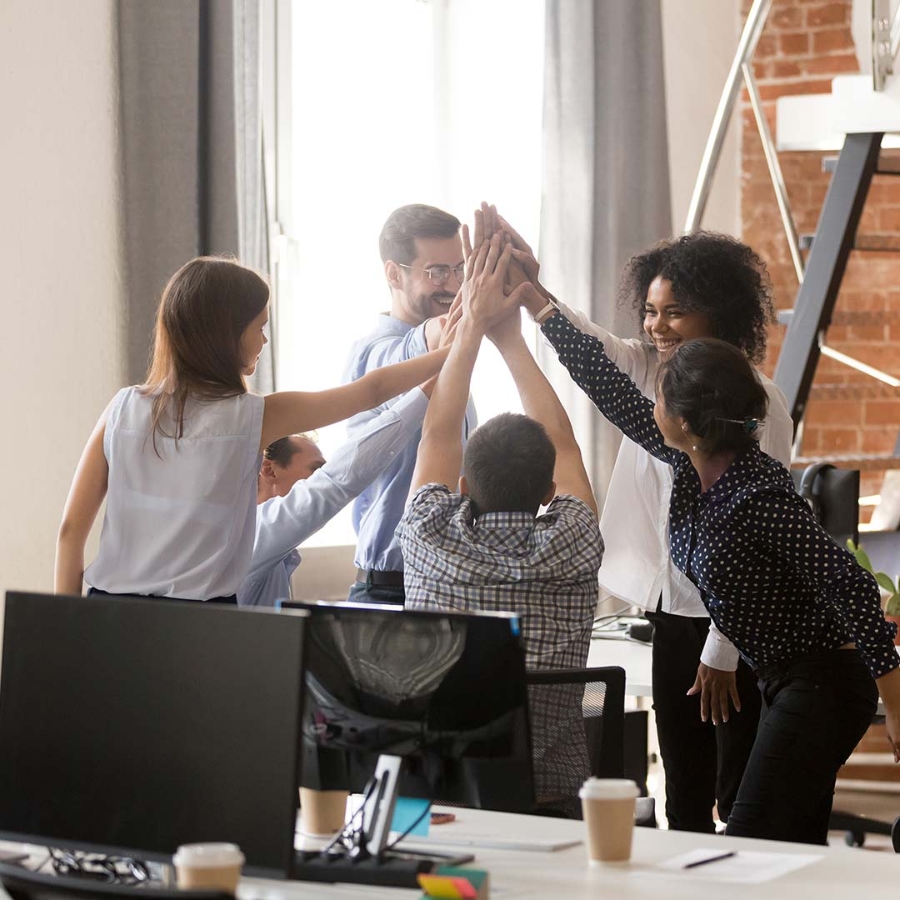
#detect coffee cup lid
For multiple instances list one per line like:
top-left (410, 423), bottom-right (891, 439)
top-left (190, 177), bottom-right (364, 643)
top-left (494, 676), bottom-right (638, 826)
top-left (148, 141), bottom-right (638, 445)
top-left (173, 843), bottom-right (245, 868)
top-left (578, 777), bottom-right (639, 800)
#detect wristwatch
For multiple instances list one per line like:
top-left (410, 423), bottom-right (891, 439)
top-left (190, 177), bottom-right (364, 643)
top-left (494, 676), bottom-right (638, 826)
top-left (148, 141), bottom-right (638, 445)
top-left (530, 295), bottom-right (560, 325)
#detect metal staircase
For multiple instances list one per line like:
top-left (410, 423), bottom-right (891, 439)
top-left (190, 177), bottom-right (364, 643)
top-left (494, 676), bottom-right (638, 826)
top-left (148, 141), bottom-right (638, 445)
top-left (687, 0), bottom-right (900, 529)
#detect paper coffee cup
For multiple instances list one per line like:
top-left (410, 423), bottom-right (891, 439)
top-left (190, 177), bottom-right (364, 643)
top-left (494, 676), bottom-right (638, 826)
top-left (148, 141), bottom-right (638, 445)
top-left (173, 843), bottom-right (244, 893)
top-left (299, 787), bottom-right (349, 837)
top-left (579, 778), bottom-right (639, 864)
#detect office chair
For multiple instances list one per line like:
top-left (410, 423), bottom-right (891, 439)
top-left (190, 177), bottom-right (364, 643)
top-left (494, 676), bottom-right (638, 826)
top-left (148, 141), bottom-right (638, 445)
top-left (793, 464), bottom-right (900, 847)
top-left (0, 861), bottom-right (232, 900)
top-left (525, 666), bottom-right (654, 825)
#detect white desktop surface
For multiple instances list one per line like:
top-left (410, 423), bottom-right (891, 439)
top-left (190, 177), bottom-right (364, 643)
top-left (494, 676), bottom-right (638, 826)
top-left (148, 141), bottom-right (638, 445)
top-left (589, 635), bottom-right (652, 698)
top-left (235, 806), bottom-right (898, 899)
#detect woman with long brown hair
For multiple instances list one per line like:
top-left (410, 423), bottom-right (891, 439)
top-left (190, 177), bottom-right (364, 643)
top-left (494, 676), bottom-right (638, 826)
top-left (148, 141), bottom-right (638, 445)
top-left (55, 256), bottom-right (447, 603)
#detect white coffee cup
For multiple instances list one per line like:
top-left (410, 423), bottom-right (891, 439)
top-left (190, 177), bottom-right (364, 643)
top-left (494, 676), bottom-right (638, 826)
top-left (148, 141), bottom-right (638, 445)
top-left (579, 777), bottom-right (639, 864)
top-left (173, 842), bottom-right (245, 894)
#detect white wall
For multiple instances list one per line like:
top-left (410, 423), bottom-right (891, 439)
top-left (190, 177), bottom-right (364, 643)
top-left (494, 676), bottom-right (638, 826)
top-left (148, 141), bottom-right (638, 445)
top-left (0, 0), bottom-right (122, 601)
top-left (661, 0), bottom-right (741, 235)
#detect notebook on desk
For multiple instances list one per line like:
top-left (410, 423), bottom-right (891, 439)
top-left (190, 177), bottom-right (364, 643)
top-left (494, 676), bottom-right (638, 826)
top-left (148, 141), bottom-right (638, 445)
top-left (403, 808), bottom-right (583, 853)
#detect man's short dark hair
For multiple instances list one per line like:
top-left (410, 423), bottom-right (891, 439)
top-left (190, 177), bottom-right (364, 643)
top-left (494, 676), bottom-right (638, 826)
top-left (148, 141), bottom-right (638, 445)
top-left (264, 435), bottom-right (304, 468)
top-left (379, 204), bottom-right (461, 265)
top-left (263, 431), bottom-right (316, 469)
top-left (462, 413), bottom-right (556, 515)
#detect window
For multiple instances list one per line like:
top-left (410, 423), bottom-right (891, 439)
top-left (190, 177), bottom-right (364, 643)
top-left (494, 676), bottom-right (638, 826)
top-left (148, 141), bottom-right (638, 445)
top-left (265, 0), bottom-right (545, 546)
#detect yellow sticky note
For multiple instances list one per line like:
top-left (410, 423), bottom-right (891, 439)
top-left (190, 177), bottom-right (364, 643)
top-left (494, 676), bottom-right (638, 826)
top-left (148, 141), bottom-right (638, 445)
top-left (418, 873), bottom-right (465, 899)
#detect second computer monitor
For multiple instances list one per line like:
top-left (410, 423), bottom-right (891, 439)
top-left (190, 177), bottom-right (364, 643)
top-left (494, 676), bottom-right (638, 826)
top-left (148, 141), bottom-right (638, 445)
top-left (283, 601), bottom-right (534, 813)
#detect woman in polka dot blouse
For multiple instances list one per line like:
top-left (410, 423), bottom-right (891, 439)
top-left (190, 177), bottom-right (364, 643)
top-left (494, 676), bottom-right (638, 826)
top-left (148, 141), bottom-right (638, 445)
top-left (534, 303), bottom-right (900, 846)
top-left (497, 216), bottom-right (790, 833)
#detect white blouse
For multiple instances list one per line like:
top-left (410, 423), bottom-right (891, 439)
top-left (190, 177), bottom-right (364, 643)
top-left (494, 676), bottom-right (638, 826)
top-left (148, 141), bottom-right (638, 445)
top-left (558, 303), bottom-right (794, 670)
top-left (85, 386), bottom-right (265, 601)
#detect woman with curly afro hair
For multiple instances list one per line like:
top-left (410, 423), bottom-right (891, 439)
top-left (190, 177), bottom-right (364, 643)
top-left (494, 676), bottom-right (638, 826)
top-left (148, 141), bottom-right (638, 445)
top-left (500, 222), bottom-right (794, 835)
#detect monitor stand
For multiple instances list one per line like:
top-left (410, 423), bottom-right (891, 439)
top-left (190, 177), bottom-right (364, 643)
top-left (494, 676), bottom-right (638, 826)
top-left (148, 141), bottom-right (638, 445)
top-left (292, 754), bottom-right (473, 889)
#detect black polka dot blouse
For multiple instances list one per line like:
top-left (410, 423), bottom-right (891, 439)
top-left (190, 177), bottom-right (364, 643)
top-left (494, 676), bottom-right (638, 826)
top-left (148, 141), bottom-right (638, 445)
top-left (542, 312), bottom-right (899, 680)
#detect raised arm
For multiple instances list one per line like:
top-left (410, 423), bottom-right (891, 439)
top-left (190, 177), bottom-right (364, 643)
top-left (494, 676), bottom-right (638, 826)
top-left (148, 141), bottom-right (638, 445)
top-left (492, 209), bottom-right (652, 381)
top-left (409, 234), bottom-right (514, 495)
top-left (488, 300), bottom-right (597, 516)
top-left (248, 388), bottom-right (430, 581)
top-left (539, 311), bottom-right (677, 465)
top-left (408, 321), bottom-right (479, 496)
top-left (260, 347), bottom-right (447, 451)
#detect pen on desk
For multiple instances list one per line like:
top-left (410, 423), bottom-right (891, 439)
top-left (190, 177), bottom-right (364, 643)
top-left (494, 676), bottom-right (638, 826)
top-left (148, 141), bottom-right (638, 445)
top-left (683, 851), bottom-right (737, 869)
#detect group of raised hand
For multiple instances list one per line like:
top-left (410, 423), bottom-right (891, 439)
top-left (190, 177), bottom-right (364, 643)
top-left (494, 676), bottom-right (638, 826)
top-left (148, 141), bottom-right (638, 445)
top-left (431, 201), bottom-right (551, 356)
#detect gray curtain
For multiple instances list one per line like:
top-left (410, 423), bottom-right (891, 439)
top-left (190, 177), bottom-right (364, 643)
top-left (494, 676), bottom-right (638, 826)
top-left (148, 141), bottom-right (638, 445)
top-left (538, 0), bottom-right (671, 506)
top-left (117, 0), bottom-right (269, 388)
top-left (234, 0), bottom-right (273, 392)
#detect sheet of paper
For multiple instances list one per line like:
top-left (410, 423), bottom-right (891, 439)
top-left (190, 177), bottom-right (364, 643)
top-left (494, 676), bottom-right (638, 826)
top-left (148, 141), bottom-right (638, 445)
top-left (641, 847), bottom-right (822, 884)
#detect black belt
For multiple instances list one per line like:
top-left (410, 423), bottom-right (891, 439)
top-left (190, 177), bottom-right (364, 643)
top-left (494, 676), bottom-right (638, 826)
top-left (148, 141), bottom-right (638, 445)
top-left (87, 587), bottom-right (237, 605)
top-left (356, 569), bottom-right (404, 588)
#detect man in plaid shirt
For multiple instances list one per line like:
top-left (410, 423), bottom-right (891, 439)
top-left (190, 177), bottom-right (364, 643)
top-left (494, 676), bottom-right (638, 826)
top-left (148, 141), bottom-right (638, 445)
top-left (398, 219), bottom-right (604, 811)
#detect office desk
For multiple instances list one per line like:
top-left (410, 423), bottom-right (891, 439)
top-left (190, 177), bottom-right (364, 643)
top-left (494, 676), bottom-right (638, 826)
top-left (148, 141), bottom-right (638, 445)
top-left (589, 635), bottom-right (652, 698)
top-left (233, 806), bottom-right (897, 899)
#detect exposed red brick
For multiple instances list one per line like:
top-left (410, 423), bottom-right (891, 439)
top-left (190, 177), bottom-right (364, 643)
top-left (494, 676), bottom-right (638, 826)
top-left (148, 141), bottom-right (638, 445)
top-left (865, 401), bottom-right (900, 425)
top-left (862, 427), bottom-right (900, 453)
top-left (802, 52), bottom-right (860, 75)
top-left (749, 79), bottom-right (833, 101)
top-left (767, 59), bottom-right (804, 79)
top-left (868, 180), bottom-right (900, 204)
top-left (770, 5), bottom-right (804, 29)
top-left (805, 3), bottom-right (849, 27)
top-left (805, 399), bottom-right (864, 426)
top-left (756, 33), bottom-right (779, 58)
top-left (780, 31), bottom-right (811, 55)
top-left (811, 27), bottom-right (853, 54)
top-left (878, 207), bottom-right (900, 231)
top-left (816, 426), bottom-right (861, 452)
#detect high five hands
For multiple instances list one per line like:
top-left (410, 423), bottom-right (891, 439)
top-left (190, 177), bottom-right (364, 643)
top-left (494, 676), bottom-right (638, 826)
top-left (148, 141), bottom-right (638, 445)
top-left (461, 202), bottom-right (543, 337)
top-left (466, 201), bottom-right (549, 318)
top-left (462, 225), bottom-right (535, 336)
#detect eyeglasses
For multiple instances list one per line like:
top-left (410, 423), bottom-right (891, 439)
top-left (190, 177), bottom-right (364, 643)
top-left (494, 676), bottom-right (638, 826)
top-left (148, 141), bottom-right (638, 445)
top-left (397, 262), bottom-right (465, 285)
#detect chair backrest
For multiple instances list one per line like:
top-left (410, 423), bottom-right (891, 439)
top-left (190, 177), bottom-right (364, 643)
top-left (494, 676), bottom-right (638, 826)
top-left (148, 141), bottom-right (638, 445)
top-left (793, 463), bottom-right (860, 546)
top-left (525, 666), bottom-right (626, 780)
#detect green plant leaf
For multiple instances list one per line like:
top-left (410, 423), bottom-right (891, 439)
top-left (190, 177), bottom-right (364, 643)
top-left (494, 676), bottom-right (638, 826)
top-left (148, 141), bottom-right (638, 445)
top-left (852, 547), bottom-right (875, 574)
top-left (875, 572), bottom-right (898, 594)
top-left (885, 593), bottom-right (900, 617)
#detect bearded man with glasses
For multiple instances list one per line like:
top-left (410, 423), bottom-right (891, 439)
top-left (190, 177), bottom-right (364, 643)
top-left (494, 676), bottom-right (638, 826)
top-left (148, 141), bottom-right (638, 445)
top-left (342, 204), bottom-right (477, 604)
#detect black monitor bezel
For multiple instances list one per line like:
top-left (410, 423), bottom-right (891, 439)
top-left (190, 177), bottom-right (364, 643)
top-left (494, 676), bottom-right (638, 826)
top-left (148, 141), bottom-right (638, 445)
top-left (0, 591), bottom-right (308, 880)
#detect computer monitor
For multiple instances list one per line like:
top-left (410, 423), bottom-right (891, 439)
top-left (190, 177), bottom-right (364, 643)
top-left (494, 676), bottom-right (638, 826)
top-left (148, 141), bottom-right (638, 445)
top-left (0, 592), bottom-right (308, 879)
top-left (282, 601), bottom-right (534, 823)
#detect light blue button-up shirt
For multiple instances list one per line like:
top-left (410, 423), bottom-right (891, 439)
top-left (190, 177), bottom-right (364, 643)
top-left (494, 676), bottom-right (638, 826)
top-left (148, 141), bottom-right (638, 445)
top-left (342, 315), bottom-right (476, 573)
top-left (237, 388), bottom-right (430, 607)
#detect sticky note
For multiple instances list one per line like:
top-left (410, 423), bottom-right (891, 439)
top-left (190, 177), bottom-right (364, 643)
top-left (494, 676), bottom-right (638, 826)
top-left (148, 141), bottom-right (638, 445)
top-left (419, 868), bottom-right (489, 900)
top-left (418, 874), bottom-right (466, 899)
top-left (390, 796), bottom-right (431, 837)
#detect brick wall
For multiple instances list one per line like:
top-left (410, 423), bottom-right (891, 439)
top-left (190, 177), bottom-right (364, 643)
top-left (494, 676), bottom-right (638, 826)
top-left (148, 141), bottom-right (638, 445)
top-left (742, 0), bottom-right (900, 521)
top-left (742, 0), bottom-right (899, 787)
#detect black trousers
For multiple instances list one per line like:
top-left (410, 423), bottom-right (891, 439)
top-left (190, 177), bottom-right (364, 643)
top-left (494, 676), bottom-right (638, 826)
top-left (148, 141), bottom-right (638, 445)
top-left (726, 648), bottom-right (878, 845)
top-left (647, 608), bottom-right (761, 833)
